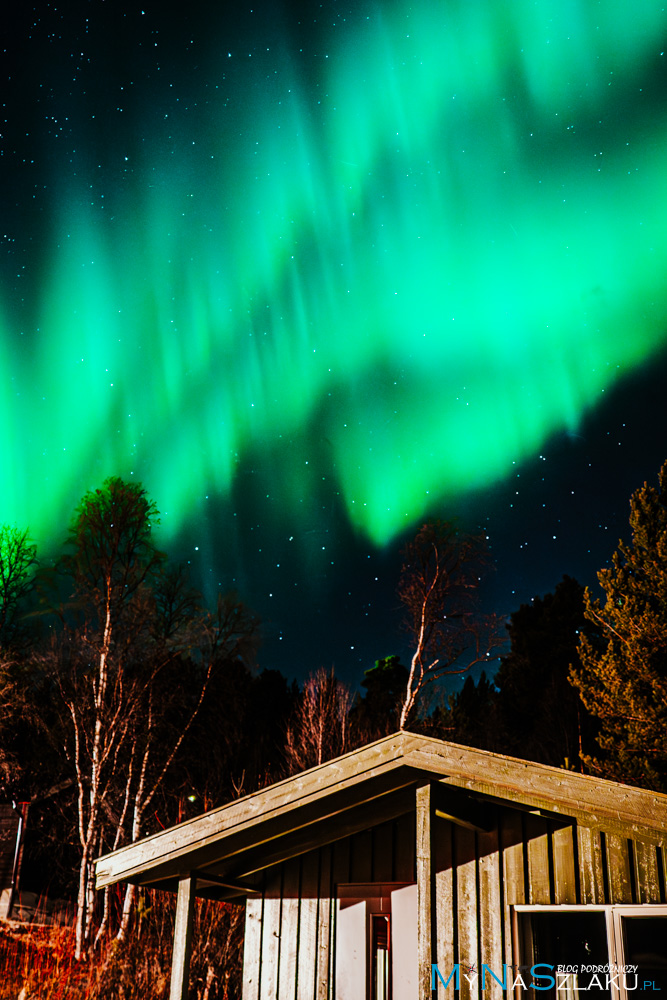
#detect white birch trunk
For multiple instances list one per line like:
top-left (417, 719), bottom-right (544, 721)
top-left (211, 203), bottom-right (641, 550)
top-left (75, 590), bottom-right (112, 959)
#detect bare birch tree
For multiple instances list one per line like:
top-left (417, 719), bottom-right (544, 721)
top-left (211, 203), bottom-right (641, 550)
top-left (45, 478), bottom-right (259, 958)
top-left (112, 587), bottom-right (258, 944)
top-left (397, 521), bottom-right (503, 729)
top-left (284, 667), bottom-right (353, 774)
top-left (51, 478), bottom-right (163, 958)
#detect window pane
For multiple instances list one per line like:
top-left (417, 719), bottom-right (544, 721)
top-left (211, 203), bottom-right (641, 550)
top-left (520, 912), bottom-right (611, 1000)
top-left (622, 917), bottom-right (667, 993)
top-left (371, 914), bottom-right (390, 1000)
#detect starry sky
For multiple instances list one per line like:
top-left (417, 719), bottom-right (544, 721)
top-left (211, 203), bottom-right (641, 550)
top-left (3, 0), bottom-right (667, 688)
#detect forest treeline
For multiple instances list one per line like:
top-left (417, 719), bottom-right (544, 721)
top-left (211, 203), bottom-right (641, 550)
top-left (2, 462), bottom-right (667, 998)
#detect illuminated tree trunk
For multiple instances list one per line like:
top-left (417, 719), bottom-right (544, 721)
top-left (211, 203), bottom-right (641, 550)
top-left (74, 594), bottom-right (112, 959)
top-left (397, 522), bottom-right (502, 729)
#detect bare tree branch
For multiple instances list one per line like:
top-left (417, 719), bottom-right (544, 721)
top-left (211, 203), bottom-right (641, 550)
top-left (398, 521), bottom-right (504, 728)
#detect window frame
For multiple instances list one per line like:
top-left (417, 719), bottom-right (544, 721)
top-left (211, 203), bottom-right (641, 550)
top-left (512, 904), bottom-right (667, 1000)
top-left (370, 911), bottom-right (391, 1000)
top-left (335, 882), bottom-right (414, 1000)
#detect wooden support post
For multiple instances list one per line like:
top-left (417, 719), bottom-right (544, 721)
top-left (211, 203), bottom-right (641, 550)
top-left (416, 784), bottom-right (435, 1000)
top-left (170, 875), bottom-right (196, 1000)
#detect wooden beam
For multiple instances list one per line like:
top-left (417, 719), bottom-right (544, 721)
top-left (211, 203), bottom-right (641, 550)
top-left (122, 780), bottom-right (418, 893)
top-left (97, 761), bottom-right (421, 890)
top-left (225, 783), bottom-right (416, 881)
top-left (192, 870), bottom-right (260, 895)
top-left (97, 734), bottom-right (414, 888)
top-left (416, 784), bottom-right (435, 1000)
top-left (403, 743), bottom-right (667, 835)
top-left (169, 874), bottom-right (196, 1000)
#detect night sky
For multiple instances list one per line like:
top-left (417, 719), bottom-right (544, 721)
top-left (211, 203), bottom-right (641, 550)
top-left (3, 0), bottom-right (667, 688)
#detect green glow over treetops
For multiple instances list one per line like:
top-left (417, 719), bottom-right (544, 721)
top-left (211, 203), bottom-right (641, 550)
top-left (4, 0), bottom-right (667, 549)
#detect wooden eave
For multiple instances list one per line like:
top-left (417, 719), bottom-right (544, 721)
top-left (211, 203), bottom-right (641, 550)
top-left (96, 733), bottom-right (418, 892)
top-left (95, 732), bottom-right (667, 896)
top-left (400, 742), bottom-right (667, 840)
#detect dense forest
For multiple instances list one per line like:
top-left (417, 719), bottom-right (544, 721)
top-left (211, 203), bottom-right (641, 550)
top-left (2, 463), bottom-right (667, 998)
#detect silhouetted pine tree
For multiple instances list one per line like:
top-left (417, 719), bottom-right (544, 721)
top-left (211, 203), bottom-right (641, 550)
top-left (571, 462), bottom-right (667, 790)
top-left (494, 576), bottom-right (593, 769)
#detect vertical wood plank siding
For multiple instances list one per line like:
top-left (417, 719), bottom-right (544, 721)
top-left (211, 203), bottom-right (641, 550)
top-left (242, 895), bottom-right (263, 1000)
top-left (315, 846), bottom-right (332, 1000)
top-left (577, 825), bottom-right (605, 903)
top-left (416, 786), bottom-right (435, 1000)
top-left (525, 815), bottom-right (551, 905)
top-left (552, 825), bottom-right (577, 903)
top-left (242, 807), bottom-right (667, 1000)
top-left (634, 839), bottom-right (661, 903)
top-left (259, 868), bottom-right (282, 1000)
top-left (500, 810), bottom-right (525, 907)
top-left (278, 859), bottom-right (300, 1000)
top-left (434, 820), bottom-right (454, 981)
top-left (455, 826), bottom-right (478, 1000)
top-left (477, 827), bottom-right (503, 1000)
top-left (297, 853), bottom-right (319, 1000)
top-left (606, 833), bottom-right (633, 903)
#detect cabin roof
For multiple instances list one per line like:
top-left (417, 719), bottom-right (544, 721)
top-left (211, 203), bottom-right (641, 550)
top-left (94, 731), bottom-right (667, 898)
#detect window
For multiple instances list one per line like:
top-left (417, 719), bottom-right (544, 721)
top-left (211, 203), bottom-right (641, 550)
top-left (371, 913), bottom-right (390, 1000)
top-left (516, 906), bottom-right (667, 1000)
top-left (335, 884), bottom-right (417, 1000)
top-left (614, 910), bottom-right (667, 994)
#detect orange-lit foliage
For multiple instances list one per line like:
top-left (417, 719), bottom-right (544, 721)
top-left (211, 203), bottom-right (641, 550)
top-left (0, 892), bottom-right (244, 1000)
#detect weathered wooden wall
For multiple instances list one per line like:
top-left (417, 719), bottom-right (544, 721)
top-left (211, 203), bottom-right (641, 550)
top-left (242, 813), bottom-right (416, 1000)
top-left (434, 808), bottom-right (666, 1000)
top-left (242, 801), bottom-right (667, 1000)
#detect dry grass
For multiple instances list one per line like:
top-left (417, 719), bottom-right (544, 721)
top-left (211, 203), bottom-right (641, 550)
top-left (0, 921), bottom-right (88, 999)
top-left (0, 892), bottom-right (244, 1000)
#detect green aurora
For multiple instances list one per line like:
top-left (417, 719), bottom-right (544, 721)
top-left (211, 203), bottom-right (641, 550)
top-left (4, 0), bottom-right (667, 550)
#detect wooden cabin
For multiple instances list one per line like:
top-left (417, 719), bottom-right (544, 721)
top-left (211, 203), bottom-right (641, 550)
top-left (95, 732), bottom-right (667, 1000)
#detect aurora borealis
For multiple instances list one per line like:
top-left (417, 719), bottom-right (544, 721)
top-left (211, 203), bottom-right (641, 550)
top-left (4, 0), bottom-right (667, 676)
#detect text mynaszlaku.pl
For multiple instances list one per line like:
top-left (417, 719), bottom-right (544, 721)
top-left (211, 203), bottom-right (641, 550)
top-left (431, 964), bottom-right (661, 991)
